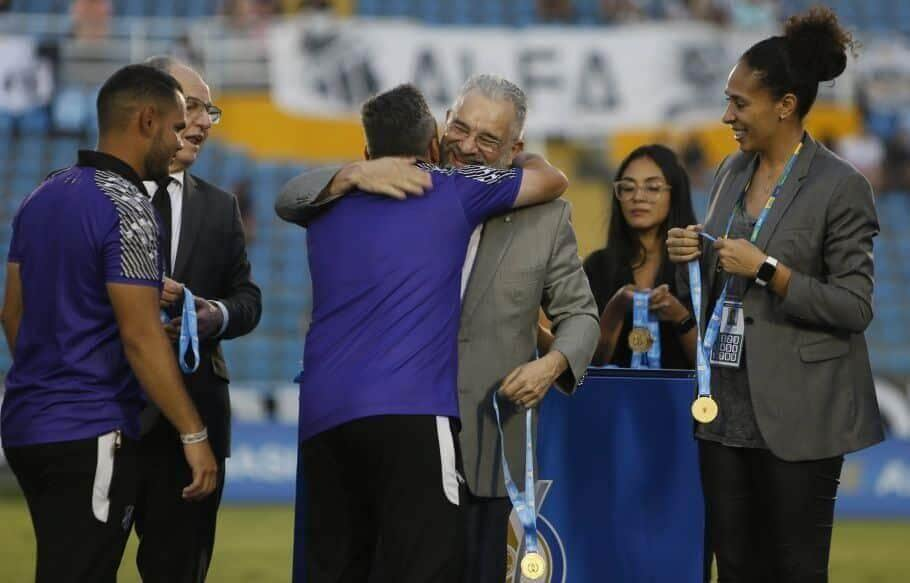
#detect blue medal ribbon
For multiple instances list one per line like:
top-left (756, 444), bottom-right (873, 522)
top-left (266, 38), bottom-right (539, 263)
top-left (631, 291), bottom-right (662, 369)
top-left (492, 393), bottom-right (539, 559)
top-left (160, 287), bottom-right (200, 374)
top-left (693, 142), bottom-right (802, 397)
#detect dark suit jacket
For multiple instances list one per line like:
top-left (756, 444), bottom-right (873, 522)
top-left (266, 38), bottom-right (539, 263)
top-left (686, 133), bottom-right (884, 461)
top-left (148, 174), bottom-right (262, 459)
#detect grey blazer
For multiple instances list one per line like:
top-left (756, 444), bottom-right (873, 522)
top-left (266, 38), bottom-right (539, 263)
top-left (276, 168), bottom-right (600, 497)
top-left (692, 133), bottom-right (884, 461)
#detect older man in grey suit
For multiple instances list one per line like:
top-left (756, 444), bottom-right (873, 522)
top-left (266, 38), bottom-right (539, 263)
top-left (276, 75), bottom-right (599, 582)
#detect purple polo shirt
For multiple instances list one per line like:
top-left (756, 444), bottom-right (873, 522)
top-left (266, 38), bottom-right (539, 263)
top-left (1, 151), bottom-right (163, 447)
top-left (298, 162), bottom-right (522, 441)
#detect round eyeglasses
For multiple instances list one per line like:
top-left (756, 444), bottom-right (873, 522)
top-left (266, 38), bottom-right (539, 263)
top-left (613, 180), bottom-right (670, 202)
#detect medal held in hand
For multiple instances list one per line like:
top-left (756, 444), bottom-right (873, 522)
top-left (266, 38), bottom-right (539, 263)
top-left (628, 327), bottom-right (653, 352)
top-left (630, 291), bottom-right (661, 369)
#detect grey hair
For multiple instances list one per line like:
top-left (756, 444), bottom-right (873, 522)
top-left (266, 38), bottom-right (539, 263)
top-left (144, 55), bottom-right (180, 74)
top-left (457, 74), bottom-right (527, 141)
top-left (144, 55), bottom-right (203, 78)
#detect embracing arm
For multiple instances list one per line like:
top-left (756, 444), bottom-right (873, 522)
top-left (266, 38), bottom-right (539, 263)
top-left (276, 159), bottom-right (433, 227)
top-left (512, 153), bottom-right (569, 208)
top-left (275, 166), bottom-right (345, 227)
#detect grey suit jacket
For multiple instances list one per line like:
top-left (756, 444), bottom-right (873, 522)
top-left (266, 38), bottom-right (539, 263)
top-left (276, 167), bottom-right (600, 497)
top-left (690, 133), bottom-right (884, 461)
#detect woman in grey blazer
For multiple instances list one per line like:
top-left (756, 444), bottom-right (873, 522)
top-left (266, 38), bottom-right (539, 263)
top-left (667, 7), bottom-right (884, 582)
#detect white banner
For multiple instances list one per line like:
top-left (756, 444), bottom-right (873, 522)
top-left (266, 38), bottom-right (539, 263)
top-left (0, 36), bottom-right (54, 115)
top-left (269, 18), bottom-right (854, 137)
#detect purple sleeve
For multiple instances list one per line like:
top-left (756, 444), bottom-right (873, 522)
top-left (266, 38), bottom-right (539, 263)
top-left (451, 165), bottom-right (523, 227)
top-left (102, 197), bottom-right (162, 287)
top-left (7, 208), bottom-right (24, 263)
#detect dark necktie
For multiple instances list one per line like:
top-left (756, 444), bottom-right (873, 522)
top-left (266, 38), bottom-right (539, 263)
top-left (152, 177), bottom-right (173, 276)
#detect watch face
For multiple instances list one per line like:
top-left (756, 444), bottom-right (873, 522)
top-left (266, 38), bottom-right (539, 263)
top-left (758, 260), bottom-right (776, 282)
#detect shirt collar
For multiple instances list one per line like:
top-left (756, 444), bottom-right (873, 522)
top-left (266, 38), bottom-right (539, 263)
top-left (77, 150), bottom-right (146, 194)
top-left (142, 170), bottom-right (185, 198)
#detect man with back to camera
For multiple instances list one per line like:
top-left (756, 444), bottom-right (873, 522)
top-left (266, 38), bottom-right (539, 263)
top-left (296, 83), bottom-right (569, 582)
top-left (277, 74), bottom-right (599, 583)
top-left (134, 55), bottom-right (262, 583)
top-left (0, 64), bottom-right (218, 583)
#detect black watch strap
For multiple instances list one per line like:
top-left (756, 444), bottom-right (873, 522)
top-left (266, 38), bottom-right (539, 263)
top-left (674, 314), bottom-right (696, 335)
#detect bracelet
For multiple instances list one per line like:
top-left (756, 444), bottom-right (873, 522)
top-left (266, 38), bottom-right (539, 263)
top-left (180, 427), bottom-right (208, 445)
top-left (673, 313), bottom-right (696, 335)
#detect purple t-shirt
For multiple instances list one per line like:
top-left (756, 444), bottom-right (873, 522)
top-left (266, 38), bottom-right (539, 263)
top-left (298, 163), bottom-right (523, 441)
top-left (1, 151), bottom-right (162, 447)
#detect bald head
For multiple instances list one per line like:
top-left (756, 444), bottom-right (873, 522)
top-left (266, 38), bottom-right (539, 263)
top-left (144, 56), bottom-right (215, 171)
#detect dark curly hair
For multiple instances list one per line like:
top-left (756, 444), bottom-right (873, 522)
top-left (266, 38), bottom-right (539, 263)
top-left (741, 5), bottom-right (855, 118)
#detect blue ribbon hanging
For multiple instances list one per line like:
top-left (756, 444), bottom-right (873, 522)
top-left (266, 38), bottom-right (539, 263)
top-left (692, 142), bottom-right (803, 401)
top-left (492, 394), bottom-right (540, 561)
top-left (160, 287), bottom-right (200, 374)
top-left (630, 291), bottom-right (662, 369)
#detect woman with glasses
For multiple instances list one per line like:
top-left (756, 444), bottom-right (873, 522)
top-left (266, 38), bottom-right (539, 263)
top-left (583, 144), bottom-right (698, 368)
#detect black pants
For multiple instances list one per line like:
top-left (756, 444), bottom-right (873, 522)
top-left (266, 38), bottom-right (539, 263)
top-left (299, 415), bottom-right (464, 583)
top-left (461, 493), bottom-right (512, 583)
top-left (4, 432), bottom-right (138, 583)
top-left (699, 440), bottom-right (844, 583)
top-left (134, 419), bottom-right (226, 583)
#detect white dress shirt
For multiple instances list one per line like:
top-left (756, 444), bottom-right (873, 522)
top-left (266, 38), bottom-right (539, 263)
top-left (144, 171), bottom-right (184, 271)
top-left (144, 171), bottom-right (229, 336)
top-left (460, 225), bottom-right (484, 300)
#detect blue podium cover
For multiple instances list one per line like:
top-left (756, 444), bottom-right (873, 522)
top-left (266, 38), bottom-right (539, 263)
top-left (525, 367), bottom-right (705, 583)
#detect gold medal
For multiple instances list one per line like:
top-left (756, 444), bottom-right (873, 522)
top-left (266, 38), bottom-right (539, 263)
top-left (628, 327), bottom-right (653, 353)
top-left (520, 552), bottom-right (547, 580)
top-left (692, 396), bottom-right (718, 424)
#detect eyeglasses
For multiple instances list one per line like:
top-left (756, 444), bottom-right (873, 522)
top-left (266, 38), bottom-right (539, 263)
top-left (185, 96), bottom-right (222, 125)
top-left (613, 180), bottom-right (671, 202)
top-left (445, 121), bottom-right (506, 156)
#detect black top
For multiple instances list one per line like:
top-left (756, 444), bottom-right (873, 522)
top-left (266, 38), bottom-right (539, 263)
top-left (583, 247), bottom-right (692, 370)
top-left (695, 205), bottom-right (766, 448)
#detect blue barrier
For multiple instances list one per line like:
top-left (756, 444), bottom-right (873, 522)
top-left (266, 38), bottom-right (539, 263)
top-left (223, 421), bottom-right (297, 503)
top-left (532, 367), bottom-right (704, 583)
top-left (838, 439), bottom-right (910, 518)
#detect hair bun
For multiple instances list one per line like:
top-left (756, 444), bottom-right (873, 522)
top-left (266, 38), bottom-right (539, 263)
top-left (784, 6), bottom-right (853, 83)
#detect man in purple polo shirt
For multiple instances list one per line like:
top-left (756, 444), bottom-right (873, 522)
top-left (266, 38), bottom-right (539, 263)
top-left (0, 64), bottom-right (217, 583)
top-left (298, 84), bottom-right (567, 582)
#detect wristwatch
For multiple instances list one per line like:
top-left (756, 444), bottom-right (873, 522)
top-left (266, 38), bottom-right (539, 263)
top-left (755, 256), bottom-right (779, 287)
top-left (673, 313), bottom-right (696, 335)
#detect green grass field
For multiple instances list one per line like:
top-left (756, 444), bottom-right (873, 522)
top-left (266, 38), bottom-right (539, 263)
top-left (0, 496), bottom-right (908, 582)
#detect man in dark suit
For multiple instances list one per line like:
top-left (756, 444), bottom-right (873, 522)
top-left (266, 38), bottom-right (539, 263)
top-left (133, 56), bottom-right (262, 583)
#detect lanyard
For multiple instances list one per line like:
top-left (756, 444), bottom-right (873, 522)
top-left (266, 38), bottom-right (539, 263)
top-left (160, 287), bottom-right (200, 374)
top-left (492, 394), bottom-right (539, 557)
top-left (721, 142), bottom-right (803, 245)
top-left (631, 291), bottom-right (661, 369)
top-left (694, 143), bottom-right (802, 399)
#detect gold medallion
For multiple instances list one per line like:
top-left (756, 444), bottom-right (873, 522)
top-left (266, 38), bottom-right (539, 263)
top-left (692, 396), bottom-right (719, 424)
top-left (628, 327), bottom-right (653, 353)
top-left (520, 552), bottom-right (547, 580)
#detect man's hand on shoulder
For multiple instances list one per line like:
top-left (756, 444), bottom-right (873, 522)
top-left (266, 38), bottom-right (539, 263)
top-left (333, 158), bottom-right (432, 200)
